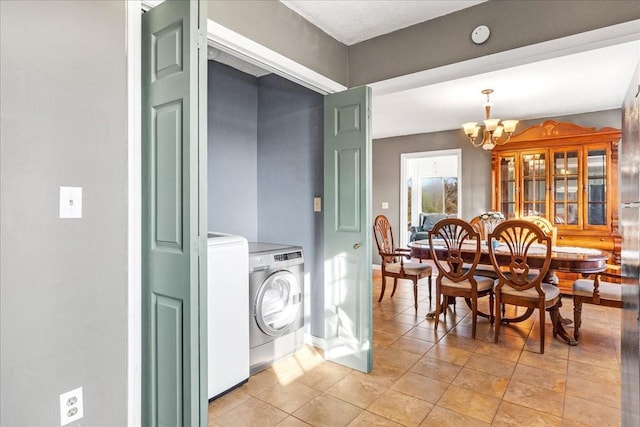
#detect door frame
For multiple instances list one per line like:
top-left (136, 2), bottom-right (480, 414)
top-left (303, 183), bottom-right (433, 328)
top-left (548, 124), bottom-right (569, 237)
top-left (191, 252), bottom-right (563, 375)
top-left (126, 2), bottom-right (141, 425)
top-left (399, 149), bottom-right (462, 247)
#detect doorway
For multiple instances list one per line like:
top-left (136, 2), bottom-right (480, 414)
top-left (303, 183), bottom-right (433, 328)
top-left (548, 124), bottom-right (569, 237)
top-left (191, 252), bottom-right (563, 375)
top-left (400, 149), bottom-right (461, 247)
top-left (134, 2), bottom-right (372, 424)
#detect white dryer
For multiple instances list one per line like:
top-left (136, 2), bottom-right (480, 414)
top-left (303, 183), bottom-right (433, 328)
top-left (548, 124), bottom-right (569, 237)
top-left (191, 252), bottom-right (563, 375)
top-left (248, 243), bottom-right (304, 374)
top-left (207, 232), bottom-right (249, 400)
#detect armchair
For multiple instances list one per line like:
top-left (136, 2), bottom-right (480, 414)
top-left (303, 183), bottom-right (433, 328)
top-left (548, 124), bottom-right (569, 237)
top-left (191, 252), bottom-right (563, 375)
top-left (409, 213), bottom-right (451, 242)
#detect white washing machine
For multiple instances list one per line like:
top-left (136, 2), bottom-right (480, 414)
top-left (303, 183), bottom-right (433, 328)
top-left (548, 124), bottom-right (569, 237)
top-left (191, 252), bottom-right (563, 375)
top-left (248, 242), bottom-right (304, 374)
top-left (207, 232), bottom-right (249, 400)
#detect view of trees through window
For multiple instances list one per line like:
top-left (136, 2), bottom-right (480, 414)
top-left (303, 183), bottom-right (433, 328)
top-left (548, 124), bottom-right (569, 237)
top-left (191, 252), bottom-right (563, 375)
top-left (404, 151), bottom-right (460, 231)
top-left (421, 177), bottom-right (458, 214)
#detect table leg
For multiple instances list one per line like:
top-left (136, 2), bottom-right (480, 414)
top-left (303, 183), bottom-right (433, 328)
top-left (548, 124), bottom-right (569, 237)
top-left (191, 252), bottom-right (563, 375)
top-left (463, 298), bottom-right (493, 321)
top-left (549, 297), bottom-right (578, 346)
top-left (545, 268), bottom-right (573, 326)
top-left (500, 307), bottom-right (535, 323)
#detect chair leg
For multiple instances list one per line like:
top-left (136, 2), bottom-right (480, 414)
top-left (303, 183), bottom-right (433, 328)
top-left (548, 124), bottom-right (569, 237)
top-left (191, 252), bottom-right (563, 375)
top-left (378, 276), bottom-right (386, 303)
top-left (494, 293), bottom-right (501, 343)
top-left (390, 278), bottom-right (398, 298)
top-left (428, 274), bottom-right (432, 303)
top-left (549, 301), bottom-right (560, 338)
top-left (434, 291), bottom-right (442, 329)
top-left (573, 298), bottom-right (583, 341)
top-left (413, 278), bottom-right (418, 311)
top-left (471, 297), bottom-right (478, 339)
top-left (489, 293), bottom-right (495, 325)
top-left (539, 305), bottom-right (546, 354)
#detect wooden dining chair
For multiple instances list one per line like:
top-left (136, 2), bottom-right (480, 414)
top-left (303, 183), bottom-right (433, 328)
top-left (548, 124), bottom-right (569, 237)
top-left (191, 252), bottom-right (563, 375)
top-left (373, 215), bottom-right (432, 310)
top-left (521, 215), bottom-right (559, 285)
top-left (429, 218), bottom-right (494, 338)
top-left (488, 220), bottom-right (561, 354)
top-left (572, 271), bottom-right (622, 340)
top-left (469, 215), bottom-right (488, 241)
top-left (521, 216), bottom-right (557, 246)
top-left (467, 215), bottom-right (500, 280)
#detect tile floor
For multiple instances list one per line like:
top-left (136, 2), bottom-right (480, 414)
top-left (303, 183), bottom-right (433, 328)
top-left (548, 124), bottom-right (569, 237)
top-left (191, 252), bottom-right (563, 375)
top-left (208, 267), bottom-right (622, 426)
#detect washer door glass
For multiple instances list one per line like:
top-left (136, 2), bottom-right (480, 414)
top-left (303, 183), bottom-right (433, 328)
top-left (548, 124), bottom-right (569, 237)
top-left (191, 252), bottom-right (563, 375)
top-left (255, 270), bottom-right (301, 337)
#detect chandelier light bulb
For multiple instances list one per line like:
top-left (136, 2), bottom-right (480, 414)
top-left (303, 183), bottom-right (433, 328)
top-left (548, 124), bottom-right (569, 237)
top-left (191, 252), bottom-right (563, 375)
top-left (484, 118), bottom-right (500, 131)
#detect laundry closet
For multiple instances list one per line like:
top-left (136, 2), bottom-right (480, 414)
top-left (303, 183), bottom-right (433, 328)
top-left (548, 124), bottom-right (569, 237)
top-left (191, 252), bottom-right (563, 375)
top-left (206, 56), bottom-right (325, 394)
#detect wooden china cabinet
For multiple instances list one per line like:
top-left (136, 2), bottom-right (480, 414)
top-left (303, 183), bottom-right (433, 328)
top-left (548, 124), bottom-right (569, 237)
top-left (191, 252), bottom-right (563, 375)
top-left (491, 121), bottom-right (622, 272)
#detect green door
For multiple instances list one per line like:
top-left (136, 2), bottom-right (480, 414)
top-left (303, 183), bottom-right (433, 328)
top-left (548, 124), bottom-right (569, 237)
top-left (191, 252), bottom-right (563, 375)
top-left (142, 0), bottom-right (207, 425)
top-left (324, 86), bottom-right (373, 373)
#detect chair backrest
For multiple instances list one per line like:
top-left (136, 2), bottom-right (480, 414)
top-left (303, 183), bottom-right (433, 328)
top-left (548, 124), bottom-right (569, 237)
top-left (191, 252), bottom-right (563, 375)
top-left (429, 218), bottom-right (481, 282)
top-left (373, 215), bottom-right (397, 264)
top-left (469, 216), bottom-right (487, 241)
top-left (488, 220), bottom-right (552, 294)
top-left (521, 216), bottom-right (557, 246)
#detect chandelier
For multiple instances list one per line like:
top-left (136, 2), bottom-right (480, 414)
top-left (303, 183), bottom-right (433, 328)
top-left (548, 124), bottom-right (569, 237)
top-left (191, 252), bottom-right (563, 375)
top-left (462, 89), bottom-right (519, 150)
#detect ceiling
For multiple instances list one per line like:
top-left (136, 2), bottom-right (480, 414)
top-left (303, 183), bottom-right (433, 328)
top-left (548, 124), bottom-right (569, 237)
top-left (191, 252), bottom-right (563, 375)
top-left (280, 0), bottom-right (487, 46)
top-left (278, 1), bottom-right (640, 139)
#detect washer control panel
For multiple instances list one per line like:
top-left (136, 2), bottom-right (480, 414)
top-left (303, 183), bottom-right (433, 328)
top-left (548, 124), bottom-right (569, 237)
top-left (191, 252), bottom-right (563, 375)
top-left (249, 248), bottom-right (303, 271)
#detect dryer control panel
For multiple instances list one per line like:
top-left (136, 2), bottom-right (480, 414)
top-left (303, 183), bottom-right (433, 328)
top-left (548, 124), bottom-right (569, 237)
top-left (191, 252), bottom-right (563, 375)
top-left (249, 245), bottom-right (304, 272)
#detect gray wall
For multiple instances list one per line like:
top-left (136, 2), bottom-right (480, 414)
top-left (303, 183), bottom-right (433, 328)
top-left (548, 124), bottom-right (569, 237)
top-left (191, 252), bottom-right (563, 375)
top-left (0, 1), bottom-right (128, 426)
top-left (206, 1), bottom-right (639, 89)
top-left (208, 0), bottom-right (349, 87)
top-left (208, 61), bottom-right (259, 240)
top-left (373, 130), bottom-right (491, 264)
top-left (257, 74), bottom-right (324, 337)
top-left (372, 109), bottom-right (622, 264)
top-left (349, 0), bottom-right (640, 86)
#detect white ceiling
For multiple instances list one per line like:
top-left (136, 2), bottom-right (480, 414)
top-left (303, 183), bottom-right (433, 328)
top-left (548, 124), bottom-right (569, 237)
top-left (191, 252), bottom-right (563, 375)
top-left (279, 1), bottom-right (640, 139)
top-left (372, 40), bottom-right (640, 139)
top-left (280, 0), bottom-right (487, 46)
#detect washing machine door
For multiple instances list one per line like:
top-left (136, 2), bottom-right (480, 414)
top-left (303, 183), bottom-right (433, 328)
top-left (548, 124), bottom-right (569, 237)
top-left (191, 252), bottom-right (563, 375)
top-left (255, 270), bottom-right (301, 337)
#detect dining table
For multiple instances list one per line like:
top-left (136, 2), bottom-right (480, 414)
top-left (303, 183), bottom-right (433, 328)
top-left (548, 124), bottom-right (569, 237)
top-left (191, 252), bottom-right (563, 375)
top-left (409, 239), bottom-right (610, 346)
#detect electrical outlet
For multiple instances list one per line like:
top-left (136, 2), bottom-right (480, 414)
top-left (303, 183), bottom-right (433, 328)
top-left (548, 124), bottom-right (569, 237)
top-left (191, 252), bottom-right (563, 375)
top-left (60, 387), bottom-right (83, 426)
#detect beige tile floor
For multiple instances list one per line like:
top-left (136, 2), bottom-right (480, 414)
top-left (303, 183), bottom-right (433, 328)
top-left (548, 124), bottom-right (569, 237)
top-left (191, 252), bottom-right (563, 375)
top-left (209, 268), bottom-right (622, 426)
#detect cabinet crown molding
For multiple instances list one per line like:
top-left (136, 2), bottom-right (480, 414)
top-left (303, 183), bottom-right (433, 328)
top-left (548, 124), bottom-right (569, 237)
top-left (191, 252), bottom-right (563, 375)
top-left (507, 120), bottom-right (620, 144)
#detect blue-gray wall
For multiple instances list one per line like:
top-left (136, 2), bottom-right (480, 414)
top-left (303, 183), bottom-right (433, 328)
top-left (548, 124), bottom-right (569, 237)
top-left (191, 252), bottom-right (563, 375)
top-left (207, 61), bottom-right (259, 240)
top-left (257, 74), bottom-right (324, 337)
top-left (207, 63), bottom-right (325, 337)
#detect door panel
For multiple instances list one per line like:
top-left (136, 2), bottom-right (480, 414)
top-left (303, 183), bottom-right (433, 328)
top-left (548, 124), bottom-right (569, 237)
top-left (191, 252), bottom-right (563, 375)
top-left (142, 1), bottom-right (207, 426)
top-left (324, 86), bottom-right (372, 373)
top-left (336, 147), bottom-right (360, 231)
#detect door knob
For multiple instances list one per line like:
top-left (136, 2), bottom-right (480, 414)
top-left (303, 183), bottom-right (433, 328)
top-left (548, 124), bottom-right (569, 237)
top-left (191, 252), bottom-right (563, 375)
top-left (353, 243), bottom-right (361, 249)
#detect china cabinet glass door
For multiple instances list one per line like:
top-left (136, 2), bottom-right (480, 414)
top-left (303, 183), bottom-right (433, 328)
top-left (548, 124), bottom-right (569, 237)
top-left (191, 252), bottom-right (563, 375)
top-left (585, 147), bottom-right (607, 226)
top-left (499, 154), bottom-right (517, 219)
top-left (521, 152), bottom-right (547, 217)
top-left (552, 149), bottom-right (580, 225)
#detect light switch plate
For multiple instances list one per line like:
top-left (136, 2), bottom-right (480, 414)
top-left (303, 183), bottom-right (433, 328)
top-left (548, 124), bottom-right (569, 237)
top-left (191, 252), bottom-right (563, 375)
top-left (59, 187), bottom-right (82, 219)
top-left (381, 202), bottom-right (389, 209)
top-left (313, 197), bottom-right (322, 212)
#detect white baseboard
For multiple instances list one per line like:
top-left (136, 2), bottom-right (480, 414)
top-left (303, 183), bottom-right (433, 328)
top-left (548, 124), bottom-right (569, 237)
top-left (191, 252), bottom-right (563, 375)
top-left (372, 264), bottom-right (381, 270)
top-left (305, 333), bottom-right (326, 350)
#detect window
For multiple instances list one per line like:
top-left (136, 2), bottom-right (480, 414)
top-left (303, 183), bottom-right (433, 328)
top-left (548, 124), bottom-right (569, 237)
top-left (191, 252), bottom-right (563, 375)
top-left (400, 150), bottom-right (461, 246)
